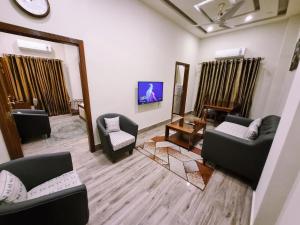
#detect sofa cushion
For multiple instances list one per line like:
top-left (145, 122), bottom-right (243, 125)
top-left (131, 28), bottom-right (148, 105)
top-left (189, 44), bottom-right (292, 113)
top-left (0, 170), bottom-right (27, 204)
top-left (28, 170), bottom-right (81, 200)
top-left (104, 117), bottom-right (121, 133)
top-left (215, 122), bottom-right (250, 140)
top-left (244, 118), bottom-right (262, 139)
top-left (109, 130), bottom-right (135, 151)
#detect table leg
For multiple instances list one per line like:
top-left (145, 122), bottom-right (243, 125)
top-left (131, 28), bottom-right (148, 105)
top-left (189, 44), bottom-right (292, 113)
top-left (165, 126), bottom-right (169, 141)
top-left (188, 135), bottom-right (192, 151)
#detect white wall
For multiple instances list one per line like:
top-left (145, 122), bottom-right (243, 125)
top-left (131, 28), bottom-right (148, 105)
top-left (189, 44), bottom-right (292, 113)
top-left (0, 130), bottom-right (10, 163)
top-left (252, 59), bottom-right (300, 225)
top-left (195, 15), bottom-right (300, 118)
top-left (275, 171), bottom-right (300, 225)
top-left (63, 45), bottom-right (82, 100)
top-left (0, 0), bottom-right (200, 145)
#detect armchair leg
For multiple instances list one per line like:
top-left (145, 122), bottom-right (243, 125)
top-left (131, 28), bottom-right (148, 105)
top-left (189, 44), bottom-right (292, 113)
top-left (129, 149), bottom-right (133, 155)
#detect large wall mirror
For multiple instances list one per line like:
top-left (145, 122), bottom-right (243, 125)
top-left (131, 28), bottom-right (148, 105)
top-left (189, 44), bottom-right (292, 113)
top-left (0, 22), bottom-right (95, 160)
top-left (171, 61), bottom-right (190, 120)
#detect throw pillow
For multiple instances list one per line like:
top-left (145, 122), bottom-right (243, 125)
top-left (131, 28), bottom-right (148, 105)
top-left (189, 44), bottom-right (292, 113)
top-left (244, 118), bottom-right (262, 140)
top-left (0, 170), bottom-right (27, 204)
top-left (104, 117), bottom-right (121, 132)
top-left (251, 118), bottom-right (262, 127)
top-left (28, 170), bottom-right (82, 200)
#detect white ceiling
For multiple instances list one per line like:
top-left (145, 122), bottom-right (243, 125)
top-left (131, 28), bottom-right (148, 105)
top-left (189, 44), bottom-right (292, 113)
top-left (140, 0), bottom-right (300, 38)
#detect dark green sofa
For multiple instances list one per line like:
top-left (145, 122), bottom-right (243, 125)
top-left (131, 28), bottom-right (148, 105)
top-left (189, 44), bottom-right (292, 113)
top-left (202, 115), bottom-right (280, 189)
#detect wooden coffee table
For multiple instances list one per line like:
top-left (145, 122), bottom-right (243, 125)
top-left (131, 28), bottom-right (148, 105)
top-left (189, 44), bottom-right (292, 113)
top-left (165, 118), bottom-right (206, 150)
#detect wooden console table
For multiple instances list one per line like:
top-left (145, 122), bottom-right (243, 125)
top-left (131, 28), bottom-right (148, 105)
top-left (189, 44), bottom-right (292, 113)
top-left (203, 104), bottom-right (234, 113)
top-left (203, 104), bottom-right (235, 122)
top-left (165, 118), bottom-right (206, 150)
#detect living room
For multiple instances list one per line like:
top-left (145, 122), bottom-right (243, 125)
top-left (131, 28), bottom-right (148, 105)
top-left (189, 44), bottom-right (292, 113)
top-left (0, 1), bottom-right (299, 225)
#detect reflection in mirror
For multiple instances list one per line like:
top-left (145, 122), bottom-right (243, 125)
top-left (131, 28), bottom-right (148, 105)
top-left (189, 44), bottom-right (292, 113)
top-left (171, 62), bottom-right (189, 122)
top-left (172, 65), bottom-right (184, 115)
top-left (0, 31), bottom-right (88, 156)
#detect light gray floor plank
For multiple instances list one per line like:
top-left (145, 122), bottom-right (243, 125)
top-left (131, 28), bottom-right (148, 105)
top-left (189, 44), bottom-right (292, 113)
top-left (22, 116), bottom-right (252, 225)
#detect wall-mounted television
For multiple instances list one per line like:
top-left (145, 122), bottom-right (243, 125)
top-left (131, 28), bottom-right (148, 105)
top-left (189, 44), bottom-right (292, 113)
top-left (138, 81), bottom-right (163, 105)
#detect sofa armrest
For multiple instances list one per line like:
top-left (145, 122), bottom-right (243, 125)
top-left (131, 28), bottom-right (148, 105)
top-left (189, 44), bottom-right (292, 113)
top-left (120, 116), bottom-right (138, 137)
top-left (225, 115), bottom-right (253, 127)
top-left (13, 109), bottom-right (47, 115)
top-left (202, 130), bottom-right (270, 187)
top-left (0, 152), bottom-right (73, 190)
top-left (202, 130), bottom-right (254, 156)
top-left (0, 185), bottom-right (89, 225)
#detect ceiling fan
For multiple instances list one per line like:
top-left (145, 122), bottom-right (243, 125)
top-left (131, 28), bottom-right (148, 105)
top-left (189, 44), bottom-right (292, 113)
top-left (196, 0), bottom-right (245, 30)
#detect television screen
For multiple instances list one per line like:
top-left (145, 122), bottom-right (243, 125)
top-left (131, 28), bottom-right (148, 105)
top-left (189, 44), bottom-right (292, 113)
top-left (138, 81), bottom-right (163, 105)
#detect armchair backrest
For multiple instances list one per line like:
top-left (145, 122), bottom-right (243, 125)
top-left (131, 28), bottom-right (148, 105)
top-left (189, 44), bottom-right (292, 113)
top-left (97, 113), bottom-right (127, 130)
top-left (259, 115), bottom-right (280, 136)
top-left (255, 115), bottom-right (280, 146)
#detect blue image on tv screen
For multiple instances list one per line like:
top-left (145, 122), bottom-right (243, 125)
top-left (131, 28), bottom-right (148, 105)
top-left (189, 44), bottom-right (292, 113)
top-left (138, 82), bottom-right (163, 105)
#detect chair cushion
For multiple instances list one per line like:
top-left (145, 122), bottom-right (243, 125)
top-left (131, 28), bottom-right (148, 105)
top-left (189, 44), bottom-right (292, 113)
top-left (109, 130), bottom-right (135, 151)
top-left (104, 117), bottom-right (121, 133)
top-left (215, 121), bottom-right (250, 140)
top-left (28, 170), bottom-right (81, 200)
top-left (244, 118), bottom-right (262, 139)
top-left (0, 170), bottom-right (27, 204)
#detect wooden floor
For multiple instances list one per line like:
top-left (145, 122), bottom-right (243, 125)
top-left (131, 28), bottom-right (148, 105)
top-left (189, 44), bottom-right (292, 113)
top-left (23, 120), bottom-right (252, 225)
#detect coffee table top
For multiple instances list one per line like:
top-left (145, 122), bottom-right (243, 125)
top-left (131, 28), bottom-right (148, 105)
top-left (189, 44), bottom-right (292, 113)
top-left (167, 118), bottom-right (206, 135)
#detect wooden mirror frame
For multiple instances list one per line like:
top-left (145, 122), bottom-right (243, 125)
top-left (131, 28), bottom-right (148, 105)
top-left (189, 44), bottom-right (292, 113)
top-left (0, 21), bottom-right (96, 159)
top-left (171, 61), bottom-right (190, 119)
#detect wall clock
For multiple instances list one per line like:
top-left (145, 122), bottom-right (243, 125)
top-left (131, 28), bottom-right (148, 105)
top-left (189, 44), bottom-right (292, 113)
top-left (14, 0), bottom-right (50, 18)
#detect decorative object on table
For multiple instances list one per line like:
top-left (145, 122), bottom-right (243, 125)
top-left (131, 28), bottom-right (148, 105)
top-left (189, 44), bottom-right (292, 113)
top-left (13, 0), bottom-right (50, 18)
top-left (97, 113), bottom-right (138, 162)
top-left (12, 109), bottom-right (51, 143)
top-left (136, 136), bottom-right (214, 190)
top-left (289, 38), bottom-right (300, 71)
top-left (202, 115), bottom-right (280, 189)
top-left (0, 152), bottom-right (89, 225)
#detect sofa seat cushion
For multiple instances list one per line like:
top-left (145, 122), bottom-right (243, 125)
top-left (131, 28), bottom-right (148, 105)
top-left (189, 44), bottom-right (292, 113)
top-left (28, 170), bottom-right (81, 200)
top-left (0, 170), bottom-right (27, 204)
top-left (109, 130), bottom-right (135, 151)
top-left (215, 122), bottom-right (250, 140)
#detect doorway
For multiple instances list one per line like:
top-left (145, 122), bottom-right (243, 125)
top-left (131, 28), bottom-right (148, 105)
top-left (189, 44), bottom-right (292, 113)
top-left (171, 61), bottom-right (190, 120)
top-left (0, 22), bottom-right (95, 159)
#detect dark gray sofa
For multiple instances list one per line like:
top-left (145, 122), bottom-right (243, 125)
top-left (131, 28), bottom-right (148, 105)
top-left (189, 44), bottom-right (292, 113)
top-left (97, 113), bottom-right (138, 162)
top-left (0, 152), bottom-right (89, 225)
top-left (202, 115), bottom-right (280, 189)
top-left (12, 109), bottom-right (51, 142)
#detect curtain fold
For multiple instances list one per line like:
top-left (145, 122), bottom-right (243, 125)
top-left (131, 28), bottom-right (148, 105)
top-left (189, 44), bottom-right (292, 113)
top-left (194, 58), bottom-right (261, 118)
top-left (2, 54), bottom-right (70, 116)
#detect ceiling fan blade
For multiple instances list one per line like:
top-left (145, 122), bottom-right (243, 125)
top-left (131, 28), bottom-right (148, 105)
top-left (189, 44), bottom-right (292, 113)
top-left (220, 0), bottom-right (244, 21)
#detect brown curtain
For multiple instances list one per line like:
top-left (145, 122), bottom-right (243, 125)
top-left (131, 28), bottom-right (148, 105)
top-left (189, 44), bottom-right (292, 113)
top-left (2, 54), bottom-right (70, 116)
top-left (194, 58), bottom-right (261, 118)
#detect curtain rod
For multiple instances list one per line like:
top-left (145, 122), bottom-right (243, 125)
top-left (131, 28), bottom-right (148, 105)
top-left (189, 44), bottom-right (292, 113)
top-left (198, 57), bottom-right (265, 64)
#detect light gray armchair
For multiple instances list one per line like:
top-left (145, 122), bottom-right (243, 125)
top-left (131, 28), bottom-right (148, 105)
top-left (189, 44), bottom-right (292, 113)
top-left (97, 113), bottom-right (138, 162)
